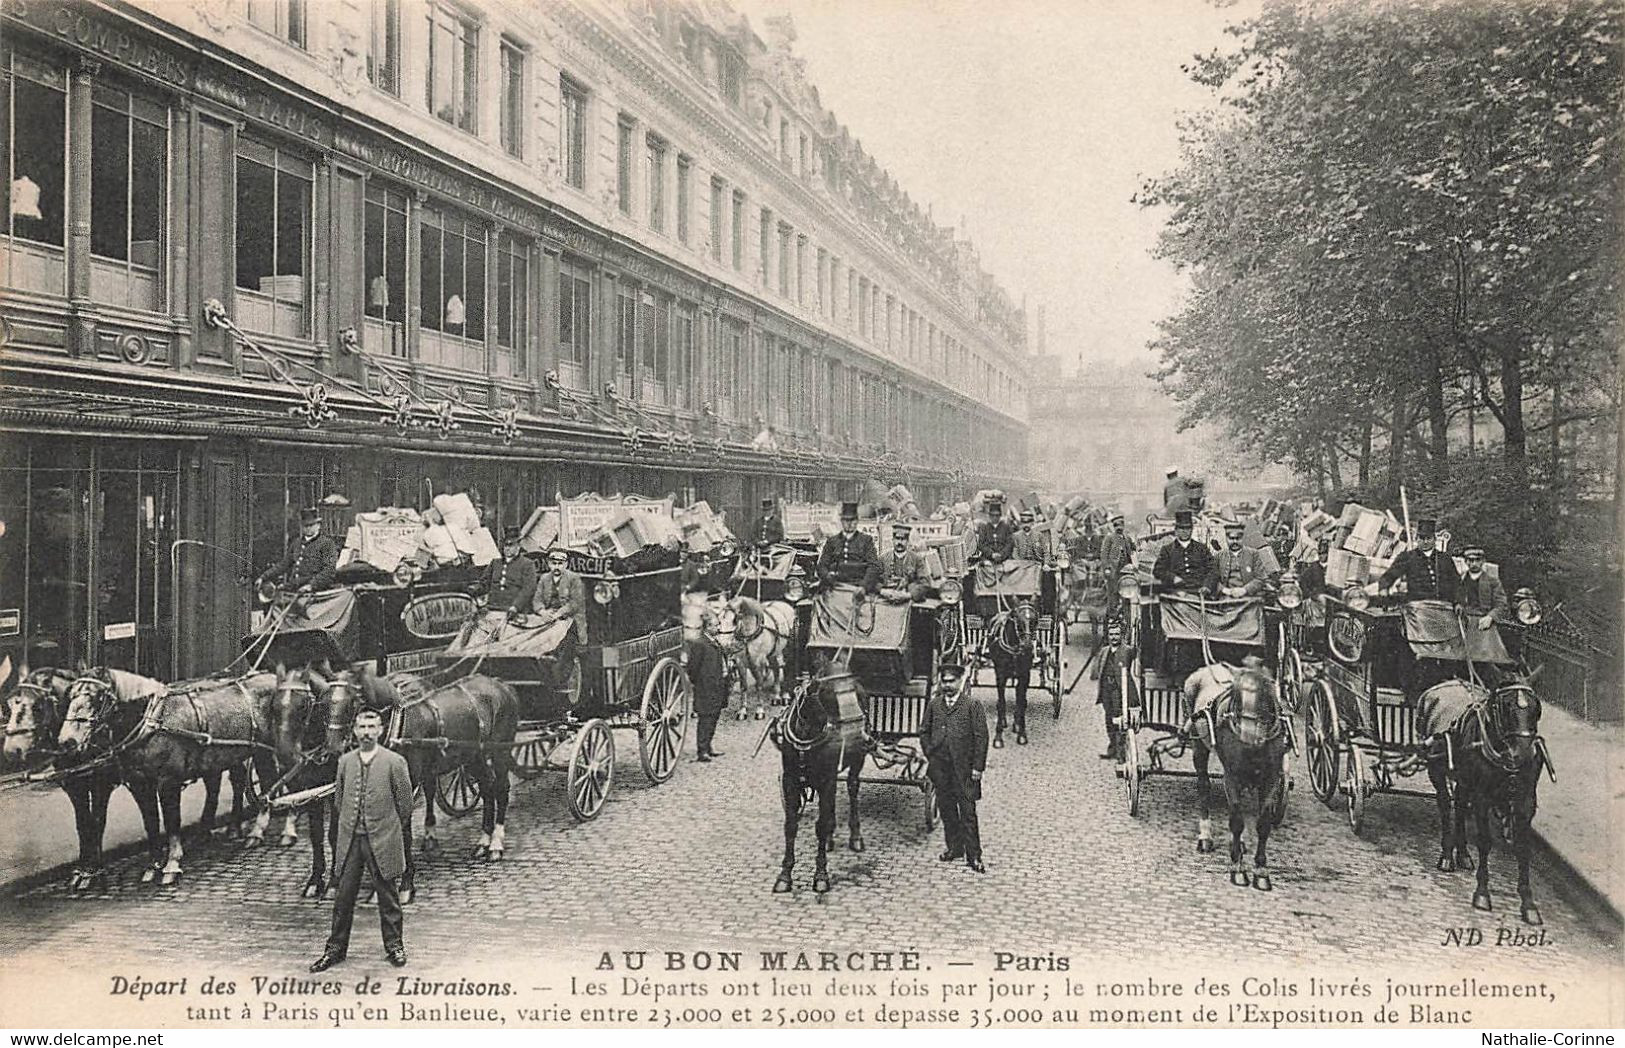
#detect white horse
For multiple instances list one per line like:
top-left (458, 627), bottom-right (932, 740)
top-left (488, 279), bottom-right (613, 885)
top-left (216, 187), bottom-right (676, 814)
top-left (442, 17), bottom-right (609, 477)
top-left (716, 596), bottom-right (796, 721)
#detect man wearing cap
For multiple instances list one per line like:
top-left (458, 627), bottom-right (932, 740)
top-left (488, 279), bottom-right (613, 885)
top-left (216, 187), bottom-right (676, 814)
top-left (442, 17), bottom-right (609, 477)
top-left (918, 663), bottom-right (989, 873)
top-left (1099, 514), bottom-right (1133, 584)
top-left (816, 502), bottom-right (881, 592)
top-left (475, 526), bottom-right (538, 616)
top-left (972, 495), bottom-right (1014, 565)
top-left (1161, 467), bottom-right (1183, 512)
top-left (1092, 617), bottom-right (1138, 762)
top-left (532, 547), bottom-right (588, 686)
top-left (877, 524), bottom-right (932, 603)
top-left (1213, 521), bottom-right (1281, 597)
top-left (1455, 545), bottom-right (1508, 629)
top-left (1376, 518), bottom-right (1457, 604)
top-left (750, 497), bottom-right (785, 549)
top-left (1153, 511), bottom-right (1214, 593)
top-left (1012, 510), bottom-right (1046, 562)
top-left (257, 507), bottom-right (339, 594)
top-left (680, 550), bottom-right (713, 597)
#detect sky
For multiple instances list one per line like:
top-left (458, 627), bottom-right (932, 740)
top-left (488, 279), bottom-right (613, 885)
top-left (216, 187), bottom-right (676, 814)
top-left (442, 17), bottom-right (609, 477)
top-left (729, 0), bottom-right (1247, 371)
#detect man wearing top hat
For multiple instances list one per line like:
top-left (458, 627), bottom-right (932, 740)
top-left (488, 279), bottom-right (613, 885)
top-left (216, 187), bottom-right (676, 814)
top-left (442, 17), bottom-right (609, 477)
top-left (750, 497), bottom-right (786, 550)
top-left (877, 522), bottom-right (932, 603)
top-left (1375, 517), bottom-right (1458, 604)
top-left (1153, 511), bottom-right (1214, 594)
top-left (257, 507), bottom-right (339, 594)
top-left (475, 525), bottom-right (538, 616)
top-left (919, 662), bottom-right (989, 873)
top-left (816, 502), bottom-right (881, 592)
top-left (1455, 544), bottom-right (1508, 629)
top-left (972, 493), bottom-right (1014, 565)
top-left (1213, 521), bottom-right (1281, 597)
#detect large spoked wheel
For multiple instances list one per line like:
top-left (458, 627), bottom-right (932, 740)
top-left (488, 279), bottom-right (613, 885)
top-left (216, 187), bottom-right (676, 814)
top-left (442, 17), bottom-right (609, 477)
top-left (1279, 648), bottom-right (1304, 714)
top-left (1345, 743), bottom-right (1367, 835)
top-left (511, 734), bottom-right (557, 781)
top-left (1305, 680), bottom-right (1341, 805)
top-left (922, 777), bottom-right (938, 833)
top-left (435, 763), bottom-right (482, 817)
top-left (1122, 727), bottom-right (1142, 817)
top-left (638, 657), bottom-right (691, 784)
top-left (566, 719), bottom-right (615, 821)
top-left (556, 656), bottom-right (583, 708)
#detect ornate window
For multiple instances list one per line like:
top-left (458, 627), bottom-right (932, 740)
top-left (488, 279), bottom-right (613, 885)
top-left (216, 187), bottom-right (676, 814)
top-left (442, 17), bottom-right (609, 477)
top-left (559, 76), bottom-right (587, 189)
top-left (235, 138), bottom-right (311, 337)
top-left (363, 182), bottom-right (408, 355)
top-left (499, 39), bottom-right (525, 159)
top-left (368, 0), bottom-right (400, 95)
top-left (89, 83), bottom-right (166, 311)
top-left (418, 205), bottom-right (486, 371)
top-left (1, 48), bottom-right (66, 294)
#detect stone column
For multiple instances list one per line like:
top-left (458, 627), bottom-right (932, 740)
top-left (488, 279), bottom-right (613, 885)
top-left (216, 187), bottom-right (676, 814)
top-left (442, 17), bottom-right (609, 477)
top-left (66, 57), bottom-right (98, 358)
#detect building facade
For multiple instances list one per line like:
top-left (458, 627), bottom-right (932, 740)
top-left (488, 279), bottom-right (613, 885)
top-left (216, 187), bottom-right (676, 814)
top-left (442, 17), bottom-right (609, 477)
top-left (0, 0), bottom-right (1032, 679)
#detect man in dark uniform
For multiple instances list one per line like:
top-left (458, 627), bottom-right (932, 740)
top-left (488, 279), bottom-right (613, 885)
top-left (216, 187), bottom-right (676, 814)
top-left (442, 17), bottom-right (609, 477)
top-left (1376, 518), bottom-right (1458, 604)
top-left (1092, 617), bottom-right (1137, 761)
top-left (1455, 544), bottom-right (1508, 629)
top-left (972, 494), bottom-right (1014, 565)
top-left (474, 526), bottom-right (537, 615)
top-left (1099, 513), bottom-right (1133, 584)
top-left (258, 507), bottom-right (339, 593)
top-left (684, 619), bottom-right (728, 762)
top-left (750, 497), bottom-right (786, 549)
top-left (918, 662), bottom-right (989, 873)
top-left (1011, 510), bottom-right (1046, 561)
top-left (1152, 511), bottom-right (1214, 593)
top-left (1213, 521), bottom-right (1281, 597)
top-left (679, 550), bottom-right (713, 597)
top-left (816, 502), bottom-right (881, 592)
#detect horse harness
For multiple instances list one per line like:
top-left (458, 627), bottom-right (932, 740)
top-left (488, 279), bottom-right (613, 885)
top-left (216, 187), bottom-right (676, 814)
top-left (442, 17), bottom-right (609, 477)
top-left (393, 678), bottom-right (497, 753)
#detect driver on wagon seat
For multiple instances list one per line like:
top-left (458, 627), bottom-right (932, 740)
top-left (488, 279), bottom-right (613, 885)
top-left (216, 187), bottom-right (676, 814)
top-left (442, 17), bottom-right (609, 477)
top-left (877, 523), bottom-right (932, 604)
top-left (816, 502), bottom-right (881, 593)
top-left (256, 507), bottom-right (339, 595)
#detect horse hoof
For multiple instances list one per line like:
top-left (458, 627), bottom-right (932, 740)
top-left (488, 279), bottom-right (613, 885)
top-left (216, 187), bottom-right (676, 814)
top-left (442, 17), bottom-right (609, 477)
top-left (772, 876), bottom-right (793, 894)
top-left (302, 881), bottom-right (320, 899)
top-left (1472, 891), bottom-right (1493, 912)
top-left (242, 836), bottom-right (262, 850)
top-left (1196, 838), bottom-right (1214, 854)
top-left (1016, 732), bottom-right (1028, 746)
top-left (849, 836), bottom-right (865, 854)
top-left (488, 848), bottom-right (503, 863)
top-left (140, 867), bottom-right (159, 885)
top-left (993, 734), bottom-right (1005, 750)
top-left (1252, 871), bottom-right (1274, 892)
top-left (1229, 869), bottom-right (1251, 888)
top-left (1522, 904), bottom-right (1543, 926)
top-left (160, 872), bottom-right (180, 887)
top-left (400, 887), bottom-right (415, 905)
top-left (278, 835), bottom-right (298, 848)
top-left (471, 845), bottom-right (489, 861)
top-left (1437, 854), bottom-right (1456, 873)
top-left (755, 708), bottom-right (765, 721)
top-left (423, 837), bottom-right (441, 855)
top-left (812, 873), bottom-right (831, 894)
top-left (1458, 852), bottom-right (1476, 872)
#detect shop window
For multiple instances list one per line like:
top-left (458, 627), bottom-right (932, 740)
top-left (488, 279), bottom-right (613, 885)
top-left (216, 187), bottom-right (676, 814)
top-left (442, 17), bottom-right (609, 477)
top-left (616, 116), bottom-right (634, 215)
top-left (235, 138), bottom-right (311, 338)
top-left (247, 0), bottom-right (306, 48)
top-left (495, 231), bottom-right (528, 376)
top-left (363, 182), bottom-right (407, 356)
top-left (645, 133), bottom-right (666, 233)
top-left (555, 257), bottom-right (592, 388)
top-left (90, 84), bottom-right (166, 312)
top-left (426, 2), bottom-right (478, 133)
top-left (1, 50), bottom-right (67, 294)
top-left (639, 291), bottom-right (669, 406)
top-left (672, 304), bottom-right (694, 410)
top-left (419, 205), bottom-right (487, 371)
top-left (500, 39), bottom-right (525, 159)
top-left (559, 76), bottom-right (587, 190)
top-left (248, 453), bottom-right (324, 597)
top-left (95, 449), bottom-right (178, 678)
top-left (368, 0), bottom-right (401, 96)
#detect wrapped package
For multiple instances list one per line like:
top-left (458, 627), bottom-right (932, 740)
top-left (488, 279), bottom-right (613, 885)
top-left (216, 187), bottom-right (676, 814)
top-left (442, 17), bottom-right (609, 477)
top-left (519, 507), bottom-right (559, 554)
top-left (352, 509), bottom-right (426, 573)
top-left (420, 523), bottom-right (462, 566)
top-left (1326, 548), bottom-right (1370, 588)
top-left (432, 492), bottom-right (482, 534)
top-left (1343, 508), bottom-right (1386, 556)
top-left (455, 526), bottom-right (500, 567)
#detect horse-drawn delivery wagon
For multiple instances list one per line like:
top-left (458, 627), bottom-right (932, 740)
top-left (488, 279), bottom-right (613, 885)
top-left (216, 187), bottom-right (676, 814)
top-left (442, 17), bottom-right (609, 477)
top-left (960, 556), bottom-right (1070, 739)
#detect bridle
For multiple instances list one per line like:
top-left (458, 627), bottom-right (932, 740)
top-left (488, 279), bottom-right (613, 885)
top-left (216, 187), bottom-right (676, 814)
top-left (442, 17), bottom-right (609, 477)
top-left (1216, 670), bottom-right (1286, 746)
top-left (5, 676), bottom-right (68, 749)
top-left (989, 600), bottom-right (1036, 658)
top-left (1470, 681), bottom-right (1548, 776)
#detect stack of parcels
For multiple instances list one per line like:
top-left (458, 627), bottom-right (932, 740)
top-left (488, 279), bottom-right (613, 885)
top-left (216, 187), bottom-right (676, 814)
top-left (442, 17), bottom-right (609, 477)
top-left (1324, 502), bottom-right (1407, 588)
top-left (421, 493), bottom-right (499, 567)
top-left (585, 507), bottom-right (683, 558)
top-left (337, 492), bottom-right (499, 573)
top-left (674, 501), bottom-right (733, 554)
top-left (340, 508), bottom-right (425, 573)
top-left (517, 506), bottom-right (561, 554)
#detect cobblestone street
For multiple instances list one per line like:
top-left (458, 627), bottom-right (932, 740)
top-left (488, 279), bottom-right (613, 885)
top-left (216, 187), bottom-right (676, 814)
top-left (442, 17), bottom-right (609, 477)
top-left (2, 634), bottom-right (1618, 997)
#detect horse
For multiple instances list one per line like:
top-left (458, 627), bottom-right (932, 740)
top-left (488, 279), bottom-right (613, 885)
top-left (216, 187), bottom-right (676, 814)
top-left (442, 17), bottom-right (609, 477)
top-left (329, 667), bottom-right (519, 902)
top-left (719, 595), bottom-right (795, 722)
top-left (1184, 658), bottom-right (1290, 890)
top-left (259, 663), bottom-right (349, 898)
top-left (984, 600), bottom-right (1037, 748)
top-left (768, 653), bottom-right (871, 894)
top-left (57, 668), bottom-right (281, 887)
top-left (1420, 671), bottom-right (1553, 925)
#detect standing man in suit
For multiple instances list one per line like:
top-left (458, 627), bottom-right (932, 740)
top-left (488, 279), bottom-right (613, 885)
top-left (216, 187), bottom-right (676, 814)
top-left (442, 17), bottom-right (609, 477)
top-left (684, 619), bottom-right (729, 762)
top-left (1098, 514), bottom-right (1133, 584)
top-left (1093, 617), bottom-right (1138, 762)
top-left (257, 507), bottom-right (338, 594)
top-left (311, 708), bottom-right (414, 971)
top-left (816, 502), bottom-right (881, 592)
top-left (919, 663), bottom-right (990, 873)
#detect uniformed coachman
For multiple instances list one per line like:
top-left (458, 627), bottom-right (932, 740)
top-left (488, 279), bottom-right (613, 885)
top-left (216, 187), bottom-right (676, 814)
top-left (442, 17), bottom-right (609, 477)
top-left (256, 507), bottom-right (339, 594)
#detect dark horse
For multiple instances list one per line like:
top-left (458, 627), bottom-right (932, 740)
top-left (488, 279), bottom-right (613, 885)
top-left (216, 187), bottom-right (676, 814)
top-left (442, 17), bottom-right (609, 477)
top-left (329, 667), bottom-right (519, 902)
top-left (1185, 658), bottom-right (1290, 890)
top-left (984, 600), bottom-right (1037, 748)
top-left (260, 664), bottom-right (349, 898)
top-left (1422, 672), bottom-right (1553, 925)
top-left (769, 655), bottom-right (871, 894)
top-left (57, 668), bottom-right (281, 886)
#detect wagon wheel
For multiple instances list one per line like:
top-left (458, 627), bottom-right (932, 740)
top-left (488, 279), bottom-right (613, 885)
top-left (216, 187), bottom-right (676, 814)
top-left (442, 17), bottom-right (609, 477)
top-left (1345, 743), bottom-right (1368, 836)
top-left (1305, 680), bottom-right (1340, 805)
top-left (435, 763), bottom-right (482, 817)
top-left (638, 657), bottom-right (691, 784)
top-left (921, 777), bottom-right (938, 832)
top-left (1279, 646), bottom-right (1304, 714)
top-left (511, 734), bottom-right (558, 781)
top-left (566, 719), bottom-right (615, 821)
top-left (1122, 728), bottom-right (1142, 817)
top-left (557, 656), bottom-right (583, 708)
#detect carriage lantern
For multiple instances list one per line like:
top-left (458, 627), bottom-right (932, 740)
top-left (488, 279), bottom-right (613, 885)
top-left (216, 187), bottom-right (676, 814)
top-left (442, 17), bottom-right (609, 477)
top-left (1056, 550), bottom-right (1072, 571)
top-left (1277, 570), bottom-right (1302, 610)
top-left (593, 569), bottom-right (622, 604)
top-left (1513, 587), bottom-right (1542, 626)
top-left (784, 566), bottom-right (807, 603)
top-left (256, 578), bottom-right (280, 603)
top-left (392, 561), bottom-right (420, 587)
top-left (1117, 565), bottom-right (1141, 602)
top-left (1342, 582), bottom-right (1370, 611)
top-left (939, 578), bottom-right (962, 604)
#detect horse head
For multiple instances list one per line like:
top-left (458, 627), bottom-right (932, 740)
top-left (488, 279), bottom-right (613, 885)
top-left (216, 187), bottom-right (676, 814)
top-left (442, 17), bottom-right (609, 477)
top-left (3, 667), bottom-right (74, 770)
top-left (1484, 673), bottom-right (1544, 771)
top-left (991, 600), bottom-right (1038, 656)
top-left (726, 597), bottom-right (766, 642)
top-left (57, 667), bottom-right (121, 755)
top-left (269, 664), bottom-right (324, 766)
top-left (1220, 661), bottom-right (1284, 748)
top-left (681, 595), bottom-right (716, 645)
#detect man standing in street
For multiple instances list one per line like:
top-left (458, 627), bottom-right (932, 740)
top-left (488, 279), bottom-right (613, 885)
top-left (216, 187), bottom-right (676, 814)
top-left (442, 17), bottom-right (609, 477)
top-left (311, 708), bottom-right (414, 971)
top-left (257, 507), bottom-right (338, 594)
top-left (684, 615), bottom-right (728, 762)
top-left (1098, 513), bottom-right (1133, 584)
top-left (1092, 617), bottom-right (1137, 762)
top-left (918, 663), bottom-right (989, 873)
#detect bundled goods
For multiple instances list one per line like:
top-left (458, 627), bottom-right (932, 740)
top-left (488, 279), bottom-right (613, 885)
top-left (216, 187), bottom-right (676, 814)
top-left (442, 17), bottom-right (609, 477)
top-left (519, 507), bottom-right (560, 554)
top-left (345, 508), bottom-right (426, 573)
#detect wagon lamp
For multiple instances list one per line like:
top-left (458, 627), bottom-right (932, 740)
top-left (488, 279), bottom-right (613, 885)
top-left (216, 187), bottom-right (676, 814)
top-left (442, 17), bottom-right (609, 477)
top-left (939, 578), bottom-right (962, 604)
top-left (784, 568), bottom-right (807, 603)
top-left (1056, 551), bottom-right (1072, 571)
top-left (594, 570), bottom-right (622, 604)
top-left (1342, 583), bottom-right (1370, 612)
top-left (392, 562), bottom-right (421, 588)
top-left (1117, 566), bottom-right (1141, 602)
top-left (1277, 571), bottom-right (1302, 610)
top-left (1513, 588), bottom-right (1542, 626)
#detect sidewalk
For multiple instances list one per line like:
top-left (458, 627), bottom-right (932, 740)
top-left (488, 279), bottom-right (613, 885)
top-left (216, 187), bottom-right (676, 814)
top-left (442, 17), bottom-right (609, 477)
top-left (0, 779), bottom-right (216, 888)
top-left (1529, 701), bottom-right (1625, 922)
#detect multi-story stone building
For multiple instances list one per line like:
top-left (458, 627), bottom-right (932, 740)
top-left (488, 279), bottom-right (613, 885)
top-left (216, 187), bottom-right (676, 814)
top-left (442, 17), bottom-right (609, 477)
top-left (0, 0), bottom-right (1032, 677)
